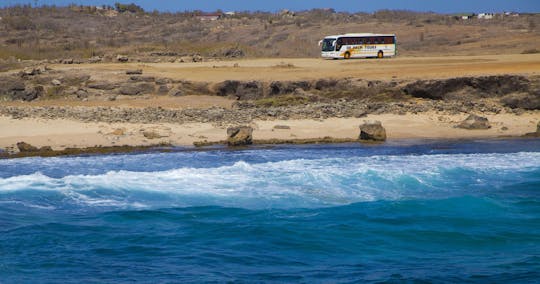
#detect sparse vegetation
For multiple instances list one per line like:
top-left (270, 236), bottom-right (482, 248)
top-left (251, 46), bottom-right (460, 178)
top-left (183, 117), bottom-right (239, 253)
top-left (0, 5), bottom-right (538, 61)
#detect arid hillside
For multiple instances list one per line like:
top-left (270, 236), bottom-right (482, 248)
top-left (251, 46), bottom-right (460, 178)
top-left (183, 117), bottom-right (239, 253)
top-left (0, 5), bottom-right (539, 65)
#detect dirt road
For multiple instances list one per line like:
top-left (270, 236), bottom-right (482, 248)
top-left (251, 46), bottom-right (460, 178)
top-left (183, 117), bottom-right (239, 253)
top-left (53, 53), bottom-right (540, 83)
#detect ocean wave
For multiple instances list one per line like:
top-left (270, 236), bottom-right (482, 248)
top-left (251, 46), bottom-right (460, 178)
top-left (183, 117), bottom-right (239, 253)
top-left (0, 152), bottom-right (539, 210)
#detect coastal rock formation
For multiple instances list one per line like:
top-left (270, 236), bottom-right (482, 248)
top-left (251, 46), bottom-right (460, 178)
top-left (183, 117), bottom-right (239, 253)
top-left (500, 92), bottom-right (540, 110)
top-left (227, 126), bottom-right (253, 146)
top-left (359, 121), bottom-right (387, 141)
top-left (403, 75), bottom-right (530, 100)
top-left (523, 121), bottom-right (540, 137)
top-left (456, 114), bottom-right (491, 129)
top-left (16, 142), bottom-right (39, 152)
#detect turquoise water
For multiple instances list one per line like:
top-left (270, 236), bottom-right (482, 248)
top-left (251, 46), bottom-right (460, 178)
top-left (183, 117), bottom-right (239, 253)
top-left (1, 139), bottom-right (539, 282)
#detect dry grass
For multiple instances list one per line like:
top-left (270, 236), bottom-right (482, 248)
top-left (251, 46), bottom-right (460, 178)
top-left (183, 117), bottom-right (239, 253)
top-left (0, 6), bottom-right (538, 61)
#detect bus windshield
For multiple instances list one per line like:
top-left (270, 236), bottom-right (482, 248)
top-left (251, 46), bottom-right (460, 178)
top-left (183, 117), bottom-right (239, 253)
top-left (321, 38), bottom-right (336, 52)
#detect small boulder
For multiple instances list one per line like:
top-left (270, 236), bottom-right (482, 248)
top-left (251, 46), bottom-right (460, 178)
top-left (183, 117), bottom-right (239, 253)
top-left (227, 126), bottom-right (253, 146)
top-left (16, 142), bottom-right (39, 152)
top-left (523, 121), bottom-right (540, 137)
top-left (39, 146), bottom-right (53, 152)
top-left (51, 79), bottom-right (61, 86)
top-left (88, 56), bottom-right (102, 63)
top-left (273, 125), bottom-right (291, 130)
top-left (21, 67), bottom-right (41, 76)
top-left (13, 85), bottom-right (44, 101)
top-left (126, 69), bottom-right (143, 75)
top-left (192, 54), bottom-right (203, 62)
top-left (62, 58), bottom-right (74, 64)
top-left (359, 121), bottom-right (387, 141)
top-left (116, 55), bottom-right (129, 62)
top-left (456, 114), bottom-right (491, 130)
top-left (168, 87), bottom-right (184, 96)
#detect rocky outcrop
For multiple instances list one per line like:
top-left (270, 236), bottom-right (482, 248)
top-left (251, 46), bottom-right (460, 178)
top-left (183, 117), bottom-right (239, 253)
top-left (16, 142), bottom-right (39, 152)
top-left (403, 75), bottom-right (530, 101)
top-left (10, 85), bottom-right (44, 101)
top-left (119, 83), bottom-right (155, 96)
top-left (500, 92), bottom-right (540, 110)
top-left (126, 69), bottom-right (143, 75)
top-left (523, 121), bottom-right (540, 137)
top-left (456, 114), bottom-right (491, 129)
top-left (227, 126), bottom-right (253, 146)
top-left (359, 121), bottom-right (387, 141)
top-left (87, 81), bottom-right (119, 90)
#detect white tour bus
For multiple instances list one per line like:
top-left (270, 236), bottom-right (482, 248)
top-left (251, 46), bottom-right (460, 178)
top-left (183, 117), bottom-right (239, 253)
top-left (320, 33), bottom-right (397, 59)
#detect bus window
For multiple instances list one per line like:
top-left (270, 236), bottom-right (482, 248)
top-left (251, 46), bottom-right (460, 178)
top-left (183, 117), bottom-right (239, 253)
top-left (384, 37), bottom-right (394, 44)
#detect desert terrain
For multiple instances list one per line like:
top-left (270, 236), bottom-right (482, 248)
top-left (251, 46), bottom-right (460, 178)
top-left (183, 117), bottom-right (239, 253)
top-left (0, 6), bottom-right (539, 156)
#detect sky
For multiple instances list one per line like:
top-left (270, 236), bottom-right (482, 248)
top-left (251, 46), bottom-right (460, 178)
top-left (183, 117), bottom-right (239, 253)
top-left (1, 0), bottom-right (539, 13)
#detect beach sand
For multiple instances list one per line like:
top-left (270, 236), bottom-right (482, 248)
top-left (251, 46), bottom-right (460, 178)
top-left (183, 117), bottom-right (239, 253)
top-left (1, 112), bottom-right (538, 152)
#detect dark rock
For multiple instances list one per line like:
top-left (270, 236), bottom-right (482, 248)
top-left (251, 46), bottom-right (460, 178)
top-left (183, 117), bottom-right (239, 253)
top-left (87, 81), bottom-right (119, 90)
top-left (223, 48), bottom-right (245, 58)
top-left (403, 75), bottom-right (530, 100)
top-left (39, 146), bottom-right (53, 152)
top-left (192, 54), bottom-right (203, 62)
top-left (227, 126), bottom-right (253, 146)
top-left (216, 80), bottom-right (240, 97)
top-left (269, 81), bottom-right (311, 96)
top-left (236, 81), bottom-right (263, 100)
top-left (314, 79), bottom-right (338, 90)
top-left (456, 114), bottom-right (491, 129)
top-left (0, 77), bottom-right (25, 98)
top-left (119, 83), bottom-right (155, 96)
top-left (16, 142), bottom-right (39, 152)
top-left (130, 76), bottom-right (155, 82)
top-left (523, 121), bottom-right (540, 137)
top-left (500, 92), bottom-right (540, 110)
top-left (126, 69), bottom-right (143, 75)
top-left (76, 89), bottom-right (89, 99)
top-left (359, 121), bottom-right (387, 141)
top-left (21, 67), bottom-right (41, 76)
top-left (116, 55), bottom-right (129, 62)
top-left (12, 85), bottom-right (44, 101)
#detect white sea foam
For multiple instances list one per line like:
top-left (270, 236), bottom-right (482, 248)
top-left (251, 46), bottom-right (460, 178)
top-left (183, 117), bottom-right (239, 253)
top-left (0, 152), bottom-right (539, 209)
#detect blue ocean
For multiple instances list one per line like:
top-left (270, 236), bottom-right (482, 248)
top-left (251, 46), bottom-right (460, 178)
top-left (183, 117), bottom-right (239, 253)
top-left (1, 139), bottom-right (539, 283)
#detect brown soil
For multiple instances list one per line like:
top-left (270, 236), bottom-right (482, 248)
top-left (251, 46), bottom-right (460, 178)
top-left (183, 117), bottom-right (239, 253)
top-left (50, 54), bottom-right (540, 84)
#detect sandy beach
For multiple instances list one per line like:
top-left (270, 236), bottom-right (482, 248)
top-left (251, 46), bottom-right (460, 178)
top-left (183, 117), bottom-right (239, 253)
top-left (1, 112), bottom-right (538, 152)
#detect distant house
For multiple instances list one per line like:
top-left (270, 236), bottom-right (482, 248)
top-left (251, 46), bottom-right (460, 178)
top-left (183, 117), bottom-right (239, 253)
top-left (196, 13), bottom-right (222, 21)
top-left (454, 13), bottom-right (475, 20)
top-left (224, 11), bottom-right (236, 16)
top-left (504, 12), bottom-right (519, 17)
top-left (477, 13), bottom-right (494, 19)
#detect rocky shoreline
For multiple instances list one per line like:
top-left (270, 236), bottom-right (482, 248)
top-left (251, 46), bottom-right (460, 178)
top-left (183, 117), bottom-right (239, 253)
top-left (1, 66), bottom-right (539, 158)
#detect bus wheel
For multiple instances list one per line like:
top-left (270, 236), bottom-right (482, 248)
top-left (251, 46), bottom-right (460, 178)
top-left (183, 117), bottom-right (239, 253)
top-left (377, 51), bottom-right (384, 58)
top-left (344, 52), bottom-right (351, 59)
